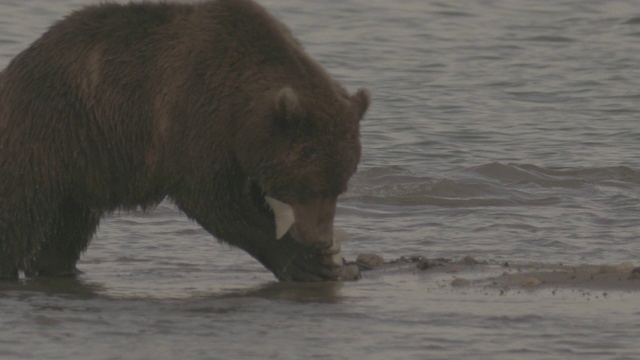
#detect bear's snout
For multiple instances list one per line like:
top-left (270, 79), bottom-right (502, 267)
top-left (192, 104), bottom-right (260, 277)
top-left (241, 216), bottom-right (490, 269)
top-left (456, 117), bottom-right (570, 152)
top-left (265, 196), bottom-right (337, 249)
top-left (289, 197), bottom-right (337, 249)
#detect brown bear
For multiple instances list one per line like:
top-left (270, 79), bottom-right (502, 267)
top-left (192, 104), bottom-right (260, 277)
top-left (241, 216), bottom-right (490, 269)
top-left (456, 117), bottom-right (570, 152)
top-left (0, 0), bottom-right (370, 282)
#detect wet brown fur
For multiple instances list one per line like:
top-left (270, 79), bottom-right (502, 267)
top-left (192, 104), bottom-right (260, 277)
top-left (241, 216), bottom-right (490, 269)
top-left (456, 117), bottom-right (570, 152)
top-left (0, 0), bottom-right (369, 281)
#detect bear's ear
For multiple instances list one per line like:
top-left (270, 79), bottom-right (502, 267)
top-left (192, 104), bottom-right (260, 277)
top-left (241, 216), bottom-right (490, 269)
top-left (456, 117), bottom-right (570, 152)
top-left (351, 88), bottom-right (371, 120)
top-left (274, 86), bottom-right (302, 130)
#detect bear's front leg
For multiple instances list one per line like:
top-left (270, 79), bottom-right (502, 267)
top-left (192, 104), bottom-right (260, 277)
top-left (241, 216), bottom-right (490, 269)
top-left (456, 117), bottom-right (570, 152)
top-left (26, 201), bottom-right (101, 277)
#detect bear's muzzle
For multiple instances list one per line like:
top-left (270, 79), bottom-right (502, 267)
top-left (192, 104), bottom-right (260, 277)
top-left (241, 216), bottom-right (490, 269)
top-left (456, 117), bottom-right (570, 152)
top-left (265, 196), bottom-right (340, 251)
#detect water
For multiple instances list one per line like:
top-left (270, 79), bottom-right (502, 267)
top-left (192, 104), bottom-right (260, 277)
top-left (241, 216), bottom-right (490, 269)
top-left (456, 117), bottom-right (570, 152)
top-left (1, 0), bottom-right (640, 359)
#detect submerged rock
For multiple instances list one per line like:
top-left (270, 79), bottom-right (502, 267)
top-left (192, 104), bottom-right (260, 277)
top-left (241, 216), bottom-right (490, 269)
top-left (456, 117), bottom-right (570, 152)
top-left (451, 278), bottom-right (470, 287)
top-left (520, 277), bottom-right (543, 287)
top-left (340, 264), bottom-right (362, 281)
top-left (355, 253), bottom-right (385, 270)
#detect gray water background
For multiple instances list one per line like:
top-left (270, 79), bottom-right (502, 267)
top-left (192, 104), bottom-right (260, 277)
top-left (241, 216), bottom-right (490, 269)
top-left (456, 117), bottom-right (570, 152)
top-left (1, 0), bottom-right (640, 359)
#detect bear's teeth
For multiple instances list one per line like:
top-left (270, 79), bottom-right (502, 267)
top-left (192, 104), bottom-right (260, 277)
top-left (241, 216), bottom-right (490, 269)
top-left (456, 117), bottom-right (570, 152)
top-left (264, 196), bottom-right (295, 240)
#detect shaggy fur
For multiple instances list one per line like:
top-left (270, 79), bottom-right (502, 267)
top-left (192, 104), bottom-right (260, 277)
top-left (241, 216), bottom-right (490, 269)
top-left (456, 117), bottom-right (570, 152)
top-left (0, 0), bottom-right (370, 281)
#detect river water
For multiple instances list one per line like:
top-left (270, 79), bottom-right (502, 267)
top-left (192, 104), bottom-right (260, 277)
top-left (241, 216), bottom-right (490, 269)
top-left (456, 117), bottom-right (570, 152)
top-left (1, 0), bottom-right (640, 359)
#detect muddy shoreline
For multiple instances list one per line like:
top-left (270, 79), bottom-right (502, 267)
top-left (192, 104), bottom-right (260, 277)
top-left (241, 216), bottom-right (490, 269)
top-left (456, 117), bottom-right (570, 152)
top-left (348, 254), bottom-right (640, 292)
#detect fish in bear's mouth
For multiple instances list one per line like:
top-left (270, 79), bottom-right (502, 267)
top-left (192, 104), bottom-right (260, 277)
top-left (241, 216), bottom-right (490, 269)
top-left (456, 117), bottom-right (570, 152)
top-left (248, 178), bottom-right (346, 261)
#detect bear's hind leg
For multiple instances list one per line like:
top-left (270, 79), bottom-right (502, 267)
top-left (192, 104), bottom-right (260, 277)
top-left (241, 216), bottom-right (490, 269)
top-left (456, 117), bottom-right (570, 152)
top-left (0, 254), bottom-right (19, 279)
top-left (27, 201), bottom-right (101, 277)
top-left (0, 215), bottom-right (32, 279)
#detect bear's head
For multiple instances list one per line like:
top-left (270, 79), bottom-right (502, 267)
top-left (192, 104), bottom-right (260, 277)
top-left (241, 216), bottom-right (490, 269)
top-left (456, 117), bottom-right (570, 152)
top-left (234, 85), bottom-right (370, 278)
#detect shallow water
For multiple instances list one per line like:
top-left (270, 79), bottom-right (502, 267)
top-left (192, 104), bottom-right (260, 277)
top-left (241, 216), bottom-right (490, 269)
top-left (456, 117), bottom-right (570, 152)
top-left (1, 0), bottom-right (640, 359)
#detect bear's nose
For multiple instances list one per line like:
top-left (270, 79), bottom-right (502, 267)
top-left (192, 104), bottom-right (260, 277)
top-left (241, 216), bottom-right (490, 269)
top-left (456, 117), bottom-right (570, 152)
top-left (315, 227), bottom-right (334, 249)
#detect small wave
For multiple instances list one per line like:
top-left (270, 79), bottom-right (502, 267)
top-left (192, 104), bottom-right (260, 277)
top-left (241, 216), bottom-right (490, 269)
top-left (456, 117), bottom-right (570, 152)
top-left (623, 16), bottom-right (640, 25)
top-left (468, 162), bottom-right (640, 186)
top-left (347, 165), bottom-right (560, 207)
top-left (432, 10), bottom-right (474, 18)
top-left (523, 35), bottom-right (576, 43)
top-left (347, 163), bottom-right (639, 208)
top-left (505, 90), bottom-right (570, 104)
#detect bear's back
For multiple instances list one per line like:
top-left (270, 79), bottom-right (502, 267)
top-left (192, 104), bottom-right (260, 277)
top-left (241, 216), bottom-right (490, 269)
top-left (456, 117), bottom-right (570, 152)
top-left (0, 0), bottom-right (332, 206)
